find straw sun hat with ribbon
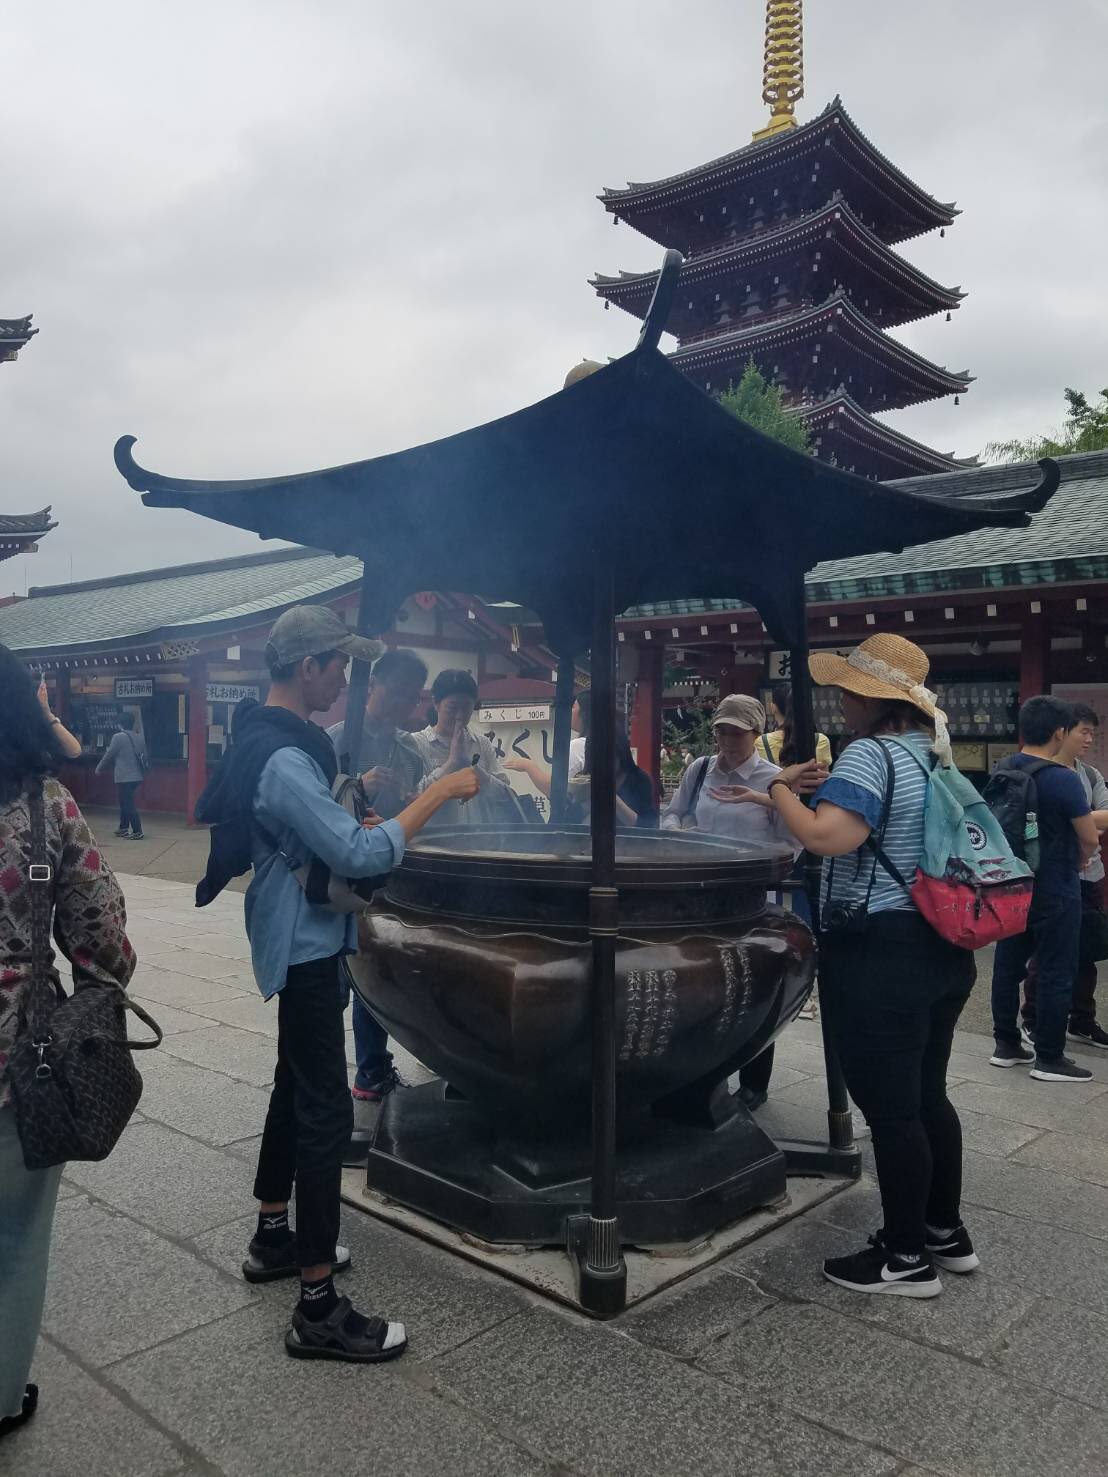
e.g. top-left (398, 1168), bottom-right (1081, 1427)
top-left (809, 633), bottom-right (951, 763)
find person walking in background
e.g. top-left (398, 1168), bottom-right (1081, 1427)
top-left (412, 669), bottom-right (516, 826)
top-left (0, 644), bottom-right (136, 1439)
top-left (990, 697), bottom-right (1100, 1082)
top-left (327, 648), bottom-right (429, 1109)
top-left (213, 607), bottom-right (478, 1364)
top-left (95, 711), bottom-right (147, 839)
top-left (766, 634), bottom-right (979, 1297)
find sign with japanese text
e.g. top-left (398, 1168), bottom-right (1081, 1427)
top-left (478, 705), bottom-right (551, 724)
top-left (206, 683), bottom-right (260, 705)
top-left (114, 678), bottom-right (153, 699)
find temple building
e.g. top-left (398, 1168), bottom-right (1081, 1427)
top-left (0, 312), bottom-right (54, 574)
top-left (591, 3), bottom-right (975, 481)
top-left (0, 314), bottom-right (36, 365)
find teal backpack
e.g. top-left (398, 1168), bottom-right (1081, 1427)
top-left (878, 738), bottom-right (1034, 949)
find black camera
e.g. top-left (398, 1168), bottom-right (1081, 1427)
top-left (821, 897), bottom-right (870, 936)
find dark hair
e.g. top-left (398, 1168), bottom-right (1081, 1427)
top-left (574, 690), bottom-right (591, 735)
top-left (0, 644), bottom-right (64, 803)
top-left (431, 668), bottom-right (479, 705)
top-left (1071, 702), bottom-right (1099, 729)
top-left (770, 682), bottom-right (796, 765)
top-left (583, 730), bottom-right (638, 776)
top-left (372, 648), bottom-right (428, 689)
top-left (1019, 695), bottom-right (1076, 746)
top-left (268, 647), bottom-right (344, 683)
top-left (861, 700), bottom-right (934, 739)
top-left (119, 711), bottom-right (136, 732)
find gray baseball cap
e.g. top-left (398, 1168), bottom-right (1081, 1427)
top-left (712, 694), bottom-right (767, 733)
top-left (264, 605), bottom-right (386, 670)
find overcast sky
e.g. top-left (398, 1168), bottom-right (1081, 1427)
top-left (2, 0), bottom-right (1106, 594)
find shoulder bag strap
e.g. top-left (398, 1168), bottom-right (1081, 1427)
top-left (688, 755), bottom-right (712, 817)
top-left (24, 784), bottom-right (63, 1042)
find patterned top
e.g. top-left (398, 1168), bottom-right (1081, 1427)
top-left (0, 778), bottom-right (136, 1106)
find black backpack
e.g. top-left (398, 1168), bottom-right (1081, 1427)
top-left (982, 757), bottom-right (1052, 873)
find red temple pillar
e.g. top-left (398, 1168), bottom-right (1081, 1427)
top-left (187, 658), bottom-right (208, 823)
top-left (630, 645), bottom-right (665, 788)
top-left (1019, 614), bottom-right (1049, 705)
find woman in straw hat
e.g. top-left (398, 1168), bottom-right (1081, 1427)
top-left (763, 633), bottom-right (978, 1298)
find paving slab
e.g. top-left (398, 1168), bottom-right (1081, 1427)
top-left (139, 948), bottom-right (257, 986)
top-left (193, 1209), bottom-right (529, 1361)
top-left (128, 994), bottom-right (218, 1037)
top-left (948, 1078), bottom-right (1108, 1134)
top-left (63, 1120), bottom-right (251, 1237)
top-left (126, 963), bottom-right (255, 1010)
top-left (110, 1304), bottom-right (555, 1477)
top-left (43, 1196), bottom-right (254, 1367)
top-left (952, 1109), bottom-right (1043, 1160)
top-left (621, 1265), bottom-right (777, 1359)
top-left (1010, 1126), bottom-right (1108, 1186)
top-left (699, 1300), bottom-right (1107, 1476)
top-left (959, 1147), bottom-right (1108, 1241)
top-left (993, 1298), bottom-right (1108, 1410)
top-left (19, 1336), bottom-right (188, 1476)
top-left (160, 1023), bottom-right (281, 1088)
top-left (178, 989), bottom-right (278, 1036)
top-left (427, 1306), bottom-right (898, 1477)
top-left (132, 1051), bottom-right (275, 1147)
top-left (718, 1210), bottom-right (1038, 1362)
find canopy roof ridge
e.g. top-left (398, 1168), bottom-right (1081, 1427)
top-left (0, 507), bottom-right (57, 533)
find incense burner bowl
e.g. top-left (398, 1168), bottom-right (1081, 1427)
top-left (349, 826), bottom-right (815, 1135)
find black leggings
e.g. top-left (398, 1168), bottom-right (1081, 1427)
top-left (253, 956), bottom-right (353, 1268)
top-left (820, 911), bottom-right (975, 1256)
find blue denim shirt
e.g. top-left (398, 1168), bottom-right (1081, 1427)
top-left (244, 747), bottom-right (405, 998)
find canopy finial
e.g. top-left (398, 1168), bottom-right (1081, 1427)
top-left (753, 1), bottom-right (804, 141)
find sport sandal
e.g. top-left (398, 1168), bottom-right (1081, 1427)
top-left (285, 1298), bottom-right (407, 1363)
top-left (242, 1237), bottom-right (351, 1284)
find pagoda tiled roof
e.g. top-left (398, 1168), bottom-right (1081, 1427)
top-left (0, 314), bottom-right (37, 362)
top-left (599, 98), bottom-right (957, 245)
top-left (798, 394), bottom-right (979, 477)
top-left (591, 194), bottom-right (964, 329)
top-left (669, 289), bottom-right (973, 410)
top-left (0, 508), bottom-right (56, 537)
top-left (620, 450), bottom-right (1108, 617)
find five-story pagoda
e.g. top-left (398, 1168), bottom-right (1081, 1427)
top-left (591, 2), bottom-right (975, 481)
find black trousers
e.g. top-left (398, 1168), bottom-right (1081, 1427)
top-left (819, 911), bottom-right (975, 1256)
top-left (1024, 879), bottom-right (1102, 1034)
top-left (117, 782), bottom-right (142, 834)
top-left (253, 955), bottom-right (353, 1268)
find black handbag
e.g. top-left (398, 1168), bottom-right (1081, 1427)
top-left (8, 785), bottom-right (162, 1170)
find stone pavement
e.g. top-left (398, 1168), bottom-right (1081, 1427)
top-left (8, 861), bottom-right (1108, 1475)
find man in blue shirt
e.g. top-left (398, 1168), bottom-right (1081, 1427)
top-left (990, 696), bottom-right (1099, 1084)
top-left (240, 605), bottom-right (478, 1364)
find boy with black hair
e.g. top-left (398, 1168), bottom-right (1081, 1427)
top-left (1023, 702), bottom-right (1108, 1050)
top-left (990, 696), bottom-right (1099, 1082)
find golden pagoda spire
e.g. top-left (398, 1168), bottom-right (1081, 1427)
top-left (753, 1), bottom-right (804, 141)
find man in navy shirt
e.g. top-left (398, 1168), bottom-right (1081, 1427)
top-left (991, 696), bottom-right (1099, 1083)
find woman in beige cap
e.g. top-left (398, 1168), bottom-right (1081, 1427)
top-left (764, 633), bottom-right (978, 1299)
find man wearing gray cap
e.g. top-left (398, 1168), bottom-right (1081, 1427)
top-left (223, 605), bottom-right (477, 1364)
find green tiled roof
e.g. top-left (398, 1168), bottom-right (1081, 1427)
top-left (622, 449), bottom-right (1108, 618)
top-left (0, 547), bottom-right (362, 656)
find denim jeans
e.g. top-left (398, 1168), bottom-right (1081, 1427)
top-left (253, 956), bottom-right (352, 1268)
top-left (819, 910), bottom-right (975, 1256)
top-left (117, 782), bottom-right (142, 835)
top-left (0, 1107), bottom-right (63, 1419)
top-left (992, 886), bottom-right (1080, 1060)
top-left (352, 996), bottom-right (394, 1094)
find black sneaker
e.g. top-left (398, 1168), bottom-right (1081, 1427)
top-left (1020, 1022), bottom-right (1036, 1051)
top-left (1068, 1021), bottom-right (1108, 1052)
top-left (1031, 1055), bottom-right (1094, 1083)
top-left (823, 1236), bottom-right (941, 1298)
top-left (351, 1064), bottom-right (406, 1105)
top-left (113, 828), bottom-right (130, 837)
top-left (242, 1235), bottom-right (352, 1284)
top-left (924, 1223), bottom-right (980, 1274)
top-left (990, 1040), bottom-right (1034, 1068)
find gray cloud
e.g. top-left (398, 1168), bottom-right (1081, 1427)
top-left (2, 0), bottom-right (1105, 593)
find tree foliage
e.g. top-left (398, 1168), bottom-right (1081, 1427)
top-left (716, 359), bottom-right (812, 455)
top-left (986, 386), bottom-right (1108, 463)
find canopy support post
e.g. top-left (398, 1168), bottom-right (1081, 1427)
top-left (570, 553), bottom-right (627, 1318)
top-left (341, 568), bottom-right (377, 772)
top-left (788, 625), bottom-right (858, 1160)
top-left (549, 656), bottom-right (576, 825)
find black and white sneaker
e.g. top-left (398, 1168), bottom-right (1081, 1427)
top-left (990, 1040), bottom-right (1034, 1068)
top-left (1031, 1055), bottom-right (1094, 1083)
top-left (924, 1223), bottom-right (980, 1274)
top-left (1020, 1022), bottom-right (1036, 1051)
top-left (823, 1238), bottom-right (941, 1298)
top-left (1068, 1021), bottom-right (1108, 1052)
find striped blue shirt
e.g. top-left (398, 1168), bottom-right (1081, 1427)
top-left (816, 731), bottom-right (933, 919)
